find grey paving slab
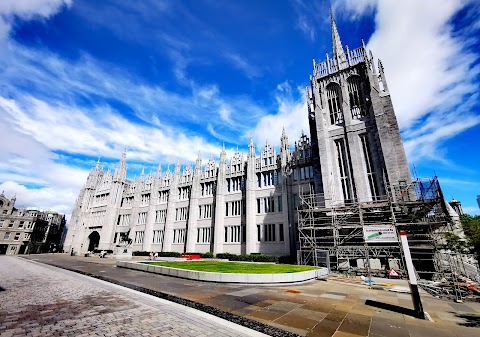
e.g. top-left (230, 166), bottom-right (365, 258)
top-left (0, 256), bottom-right (268, 337)
top-left (16, 254), bottom-right (480, 337)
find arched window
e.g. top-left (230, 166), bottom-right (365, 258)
top-left (347, 76), bottom-right (365, 118)
top-left (326, 83), bottom-right (343, 125)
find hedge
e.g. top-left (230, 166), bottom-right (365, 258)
top-left (132, 251), bottom-right (182, 257)
top-left (131, 251), bottom-right (294, 263)
top-left (216, 253), bottom-right (293, 263)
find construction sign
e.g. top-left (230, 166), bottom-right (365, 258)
top-left (363, 225), bottom-right (398, 243)
top-left (388, 268), bottom-right (400, 278)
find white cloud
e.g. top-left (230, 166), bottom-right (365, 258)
top-left (250, 82), bottom-right (309, 149)
top-left (0, 0), bottom-right (71, 44)
top-left (337, 0), bottom-right (480, 161)
top-left (223, 52), bottom-right (261, 79)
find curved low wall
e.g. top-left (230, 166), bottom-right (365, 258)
top-left (116, 260), bottom-right (328, 284)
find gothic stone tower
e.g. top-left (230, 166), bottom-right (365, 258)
top-left (307, 11), bottom-right (411, 206)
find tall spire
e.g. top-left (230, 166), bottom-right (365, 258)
top-left (114, 149), bottom-right (127, 182)
top-left (248, 136), bottom-right (255, 158)
top-left (195, 152), bottom-right (202, 170)
top-left (220, 143), bottom-right (227, 164)
top-left (330, 8), bottom-right (347, 70)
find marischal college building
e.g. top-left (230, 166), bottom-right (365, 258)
top-left (63, 14), bottom-right (412, 259)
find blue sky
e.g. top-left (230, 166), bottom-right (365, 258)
top-left (0, 0), bottom-right (479, 219)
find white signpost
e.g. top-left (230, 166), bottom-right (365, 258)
top-left (363, 225), bottom-right (398, 243)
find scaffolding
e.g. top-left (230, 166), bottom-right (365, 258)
top-left (297, 176), bottom-right (479, 293)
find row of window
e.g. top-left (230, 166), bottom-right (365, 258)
top-left (293, 166), bottom-right (314, 181)
top-left (117, 214), bottom-right (130, 226)
top-left (257, 223), bottom-right (285, 242)
top-left (90, 211), bottom-right (106, 227)
top-left (0, 219), bottom-right (33, 229)
top-left (131, 224), bottom-right (285, 246)
top-left (3, 232), bottom-right (29, 241)
top-left (257, 171), bottom-right (276, 188)
top-left (226, 200), bottom-right (243, 217)
top-left (175, 207), bottom-right (188, 221)
top-left (178, 187), bottom-right (190, 200)
top-left (199, 204), bottom-right (213, 219)
top-left (155, 210), bottom-right (167, 223)
top-left (201, 182), bottom-right (214, 196)
top-left (227, 177), bottom-right (243, 193)
top-left (95, 193), bottom-right (109, 204)
top-left (138, 212), bottom-right (147, 225)
top-left (326, 77), bottom-right (367, 126)
top-left (256, 196), bottom-right (282, 214)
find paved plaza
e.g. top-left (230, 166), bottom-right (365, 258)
top-left (2, 255), bottom-right (480, 337)
top-left (0, 256), bottom-right (268, 337)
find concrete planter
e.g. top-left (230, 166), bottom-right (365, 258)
top-left (117, 260), bottom-right (327, 284)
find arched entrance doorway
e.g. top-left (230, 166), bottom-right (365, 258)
top-left (88, 231), bottom-right (100, 251)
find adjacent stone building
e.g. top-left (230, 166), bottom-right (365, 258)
top-left (63, 13), bottom-right (413, 258)
top-left (0, 193), bottom-right (66, 255)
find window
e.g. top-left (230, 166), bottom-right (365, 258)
top-left (293, 194), bottom-right (299, 209)
top-left (360, 134), bottom-right (379, 199)
top-left (24, 233), bottom-right (30, 240)
top-left (175, 207), bottom-right (188, 221)
top-left (2, 210), bottom-right (7, 214)
top-left (256, 197), bottom-right (275, 214)
top-left (327, 83), bottom-right (343, 125)
top-left (137, 212), bottom-right (147, 225)
top-left (201, 182), bottom-right (214, 196)
top-left (197, 227), bottom-right (211, 243)
top-left (0, 219), bottom-right (4, 228)
top-left (277, 171), bottom-right (282, 185)
top-left (279, 223), bottom-right (284, 241)
top-left (91, 211), bottom-right (106, 227)
top-left (348, 76), bottom-right (365, 118)
top-left (158, 190), bottom-right (169, 203)
top-left (141, 193), bottom-right (150, 205)
top-left (8, 220), bottom-right (14, 228)
top-left (335, 139), bottom-right (352, 202)
top-left (155, 210), bottom-right (167, 223)
top-left (226, 201), bottom-right (242, 217)
top-left (134, 231), bottom-right (144, 244)
top-left (264, 224), bottom-right (276, 242)
top-left (256, 224), bottom-right (277, 242)
top-left (18, 221), bottom-right (24, 229)
top-left (278, 196), bottom-right (283, 212)
top-left (173, 228), bottom-right (186, 244)
top-left (224, 225), bottom-right (242, 243)
top-left (14, 233), bottom-right (20, 241)
top-left (257, 171), bottom-right (275, 188)
top-left (199, 204), bottom-right (213, 219)
top-left (178, 187), bottom-right (190, 200)
top-left (4, 232), bottom-right (10, 240)
top-left (153, 230), bottom-right (164, 244)
top-left (117, 214), bottom-right (130, 226)
top-left (227, 177), bottom-right (243, 192)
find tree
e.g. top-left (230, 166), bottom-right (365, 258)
top-left (460, 214), bottom-right (480, 259)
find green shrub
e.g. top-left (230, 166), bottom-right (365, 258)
top-left (215, 253), bottom-right (295, 263)
top-left (132, 251), bottom-right (181, 257)
top-left (132, 251), bottom-right (150, 256)
top-left (157, 252), bottom-right (181, 257)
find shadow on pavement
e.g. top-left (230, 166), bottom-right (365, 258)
top-left (365, 299), bottom-right (421, 319)
top-left (455, 313), bottom-right (480, 327)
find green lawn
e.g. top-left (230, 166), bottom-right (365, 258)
top-left (142, 261), bottom-right (316, 274)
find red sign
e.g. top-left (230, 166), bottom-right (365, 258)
top-left (388, 268), bottom-right (400, 277)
